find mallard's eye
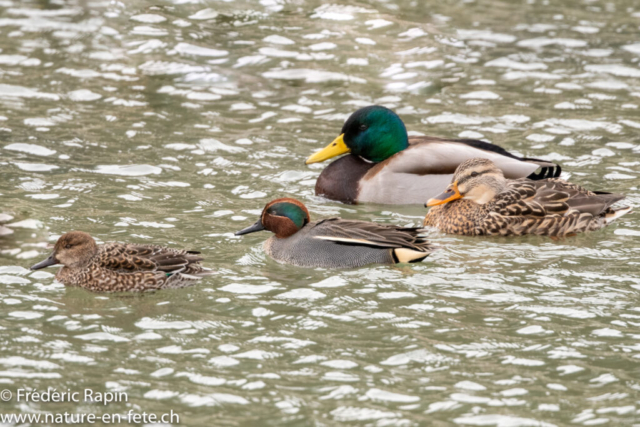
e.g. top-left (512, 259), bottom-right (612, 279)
top-left (359, 124), bottom-right (367, 131)
top-left (65, 244), bottom-right (72, 249)
top-left (470, 171), bottom-right (479, 177)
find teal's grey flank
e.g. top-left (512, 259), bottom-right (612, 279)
top-left (236, 198), bottom-right (435, 267)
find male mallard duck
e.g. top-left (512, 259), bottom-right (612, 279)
top-left (305, 105), bottom-right (561, 204)
top-left (30, 231), bottom-right (211, 292)
top-left (424, 158), bottom-right (631, 237)
top-left (235, 198), bottom-right (435, 268)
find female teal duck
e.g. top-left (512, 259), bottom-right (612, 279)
top-left (30, 231), bottom-right (211, 292)
top-left (235, 198), bottom-right (435, 268)
top-left (306, 105), bottom-right (560, 205)
top-left (424, 158), bottom-right (631, 237)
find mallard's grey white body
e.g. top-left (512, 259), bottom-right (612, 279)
top-left (356, 138), bottom-right (556, 204)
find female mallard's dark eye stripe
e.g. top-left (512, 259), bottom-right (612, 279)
top-left (458, 169), bottom-right (490, 185)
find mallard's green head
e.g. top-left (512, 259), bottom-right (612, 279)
top-left (306, 106), bottom-right (409, 164)
top-left (235, 198), bottom-right (310, 239)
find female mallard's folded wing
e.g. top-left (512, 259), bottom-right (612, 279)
top-left (502, 179), bottom-right (626, 217)
top-left (487, 179), bottom-right (629, 235)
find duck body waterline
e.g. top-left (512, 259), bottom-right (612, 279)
top-left (307, 106), bottom-right (560, 205)
top-left (31, 231), bottom-right (212, 292)
top-left (263, 218), bottom-right (433, 268)
top-left (236, 198), bottom-right (435, 268)
top-left (424, 158), bottom-right (631, 237)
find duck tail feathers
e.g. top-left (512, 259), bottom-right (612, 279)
top-left (393, 248), bottom-right (431, 263)
top-left (453, 138), bottom-right (561, 178)
top-left (523, 158), bottom-right (562, 180)
top-left (605, 206), bottom-right (632, 224)
top-left (167, 266), bottom-right (214, 279)
top-left (182, 267), bottom-right (215, 279)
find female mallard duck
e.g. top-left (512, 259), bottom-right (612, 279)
top-left (305, 105), bottom-right (561, 205)
top-left (235, 198), bottom-right (435, 268)
top-left (424, 158), bottom-right (631, 237)
top-left (30, 231), bottom-right (212, 292)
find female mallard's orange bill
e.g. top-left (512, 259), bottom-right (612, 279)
top-left (305, 134), bottom-right (350, 164)
top-left (30, 253), bottom-right (59, 270)
top-left (426, 182), bottom-right (462, 207)
top-left (235, 220), bottom-right (266, 236)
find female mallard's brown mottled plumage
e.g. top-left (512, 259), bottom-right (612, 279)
top-left (424, 158), bottom-right (631, 237)
top-left (30, 231), bottom-right (212, 292)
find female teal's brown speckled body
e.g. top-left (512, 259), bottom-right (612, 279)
top-left (31, 231), bottom-right (211, 292)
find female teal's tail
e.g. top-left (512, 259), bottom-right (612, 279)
top-left (605, 206), bottom-right (632, 224)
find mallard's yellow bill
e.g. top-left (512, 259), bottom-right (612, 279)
top-left (305, 134), bottom-right (350, 164)
top-left (426, 182), bottom-right (462, 207)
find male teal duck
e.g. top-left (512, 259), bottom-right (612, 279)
top-left (424, 158), bottom-right (631, 237)
top-left (235, 198), bottom-right (435, 268)
top-left (30, 231), bottom-right (212, 292)
top-left (305, 105), bottom-right (561, 205)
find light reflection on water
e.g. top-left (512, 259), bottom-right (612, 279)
top-left (1, 0), bottom-right (639, 425)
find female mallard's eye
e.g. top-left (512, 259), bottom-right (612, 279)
top-left (470, 171), bottom-right (479, 177)
top-left (359, 124), bottom-right (367, 131)
top-left (65, 244), bottom-right (72, 249)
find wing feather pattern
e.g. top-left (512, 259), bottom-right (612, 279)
top-left (311, 218), bottom-right (436, 263)
top-left (97, 243), bottom-right (206, 275)
top-left (491, 179), bottom-right (627, 236)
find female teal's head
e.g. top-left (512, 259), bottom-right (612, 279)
top-left (235, 198), bottom-right (310, 238)
top-left (306, 105), bottom-right (409, 164)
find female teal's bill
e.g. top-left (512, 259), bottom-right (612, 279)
top-left (30, 231), bottom-right (212, 292)
top-left (424, 158), bottom-right (631, 237)
top-left (306, 105), bottom-right (561, 205)
top-left (235, 198), bottom-right (435, 268)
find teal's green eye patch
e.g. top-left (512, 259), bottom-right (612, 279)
top-left (267, 202), bottom-right (308, 229)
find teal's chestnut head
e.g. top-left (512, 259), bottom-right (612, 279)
top-left (236, 198), bottom-right (310, 239)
